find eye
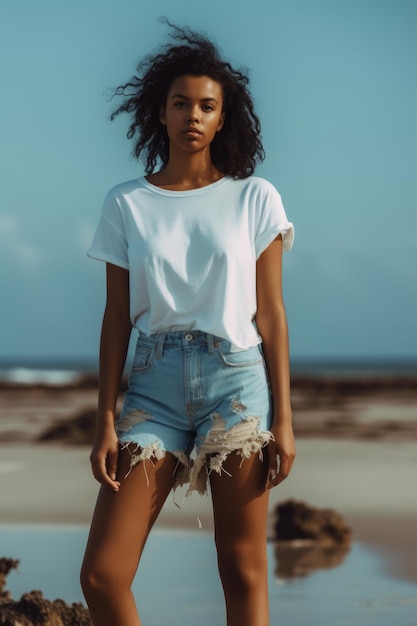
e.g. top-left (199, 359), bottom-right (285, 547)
top-left (174, 101), bottom-right (187, 108)
top-left (202, 104), bottom-right (214, 112)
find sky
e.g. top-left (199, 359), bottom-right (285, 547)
top-left (0, 0), bottom-right (416, 364)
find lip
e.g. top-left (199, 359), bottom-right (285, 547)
top-left (183, 128), bottom-right (202, 135)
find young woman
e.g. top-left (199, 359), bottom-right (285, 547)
top-left (81, 23), bottom-right (295, 626)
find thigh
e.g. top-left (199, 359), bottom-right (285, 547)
top-left (210, 451), bottom-right (270, 544)
top-left (116, 334), bottom-right (195, 479)
top-left (82, 448), bottom-right (178, 586)
top-left (200, 340), bottom-right (272, 435)
top-left (190, 340), bottom-right (273, 497)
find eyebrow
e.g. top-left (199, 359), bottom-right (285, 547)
top-left (170, 93), bottom-right (219, 104)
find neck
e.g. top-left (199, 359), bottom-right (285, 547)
top-left (149, 148), bottom-right (223, 190)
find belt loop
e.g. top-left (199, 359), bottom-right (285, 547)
top-left (206, 333), bottom-right (215, 354)
top-left (156, 332), bottom-right (166, 358)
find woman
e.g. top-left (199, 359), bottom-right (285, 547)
top-left (81, 22), bottom-right (295, 626)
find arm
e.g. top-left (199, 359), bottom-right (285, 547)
top-left (255, 235), bottom-right (296, 489)
top-left (89, 263), bottom-right (132, 491)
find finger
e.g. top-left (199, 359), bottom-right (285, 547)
top-left (107, 447), bottom-right (120, 482)
top-left (91, 455), bottom-right (120, 491)
top-left (268, 455), bottom-right (295, 489)
top-left (266, 441), bottom-right (278, 488)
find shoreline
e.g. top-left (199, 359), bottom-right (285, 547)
top-left (1, 514), bottom-right (416, 584)
top-left (1, 439), bottom-right (416, 583)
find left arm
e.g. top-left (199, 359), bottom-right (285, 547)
top-left (255, 235), bottom-right (296, 488)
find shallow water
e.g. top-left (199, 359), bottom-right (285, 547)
top-left (1, 527), bottom-right (416, 626)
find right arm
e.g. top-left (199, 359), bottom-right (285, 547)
top-left (89, 263), bottom-right (132, 491)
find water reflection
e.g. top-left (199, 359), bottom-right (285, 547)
top-left (271, 499), bottom-right (352, 578)
top-left (273, 540), bottom-right (351, 578)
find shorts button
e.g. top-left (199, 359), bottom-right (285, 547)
top-left (185, 333), bottom-right (193, 341)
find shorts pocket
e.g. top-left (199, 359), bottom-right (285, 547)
top-left (132, 342), bottom-right (155, 372)
top-left (215, 342), bottom-right (263, 368)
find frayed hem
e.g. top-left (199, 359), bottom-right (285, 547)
top-left (120, 441), bottom-right (191, 489)
top-left (186, 414), bottom-right (274, 497)
top-left (119, 414), bottom-right (273, 496)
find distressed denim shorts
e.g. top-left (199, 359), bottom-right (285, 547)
top-left (116, 330), bottom-right (273, 495)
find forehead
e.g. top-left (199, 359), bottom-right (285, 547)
top-left (167, 75), bottom-right (223, 101)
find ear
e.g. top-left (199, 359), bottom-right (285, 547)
top-left (217, 111), bottom-right (225, 132)
top-left (159, 104), bottom-right (167, 125)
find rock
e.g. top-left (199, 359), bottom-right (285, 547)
top-left (0, 560), bottom-right (19, 602)
top-left (37, 410), bottom-right (96, 446)
top-left (273, 499), bottom-right (352, 546)
top-left (0, 559), bottom-right (91, 626)
top-left (271, 499), bottom-right (352, 578)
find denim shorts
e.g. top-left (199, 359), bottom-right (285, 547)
top-left (116, 330), bottom-right (273, 495)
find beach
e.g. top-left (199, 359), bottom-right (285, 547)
top-left (1, 439), bottom-right (416, 580)
top-left (1, 373), bottom-right (417, 624)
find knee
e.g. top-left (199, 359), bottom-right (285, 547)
top-left (216, 540), bottom-right (267, 592)
top-left (80, 562), bottom-right (99, 600)
top-left (80, 561), bottom-right (114, 601)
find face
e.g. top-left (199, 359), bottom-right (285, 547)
top-left (160, 75), bottom-right (225, 154)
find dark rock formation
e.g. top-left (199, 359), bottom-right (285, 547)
top-left (0, 559), bottom-right (18, 603)
top-left (273, 499), bottom-right (352, 545)
top-left (0, 558), bottom-right (91, 626)
top-left (271, 499), bottom-right (352, 578)
top-left (37, 410), bottom-right (96, 446)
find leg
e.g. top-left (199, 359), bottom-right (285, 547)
top-left (80, 448), bottom-right (178, 626)
top-left (210, 451), bottom-right (270, 626)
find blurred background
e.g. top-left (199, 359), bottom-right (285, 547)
top-left (1, 2), bottom-right (417, 624)
top-left (1, 0), bottom-right (416, 370)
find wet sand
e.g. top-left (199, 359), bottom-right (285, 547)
top-left (3, 527), bottom-right (417, 626)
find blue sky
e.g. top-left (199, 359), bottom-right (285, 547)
top-left (0, 0), bottom-right (416, 363)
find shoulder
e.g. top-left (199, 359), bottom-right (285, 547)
top-left (228, 176), bottom-right (282, 209)
top-left (104, 177), bottom-right (146, 203)
top-left (244, 176), bottom-right (282, 198)
top-left (228, 175), bottom-right (281, 197)
top-left (101, 178), bottom-right (151, 223)
top-left (98, 179), bottom-right (148, 230)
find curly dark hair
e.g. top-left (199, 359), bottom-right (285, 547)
top-left (110, 20), bottom-right (265, 178)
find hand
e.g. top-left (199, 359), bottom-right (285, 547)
top-left (266, 421), bottom-right (296, 489)
top-left (89, 426), bottom-right (121, 492)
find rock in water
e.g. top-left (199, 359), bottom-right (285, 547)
top-left (0, 558), bottom-right (91, 626)
top-left (271, 499), bottom-right (352, 578)
top-left (0, 560), bottom-right (19, 603)
top-left (273, 499), bottom-right (352, 545)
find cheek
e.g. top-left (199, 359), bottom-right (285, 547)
top-left (215, 115), bottom-right (225, 133)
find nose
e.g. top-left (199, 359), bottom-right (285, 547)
top-left (187, 105), bottom-right (201, 122)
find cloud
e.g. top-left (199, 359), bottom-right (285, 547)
top-left (76, 220), bottom-right (95, 253)
top-left (0, 213), bottom-right (45, 270)
top-left (0, 214), bottom-right (15, 235)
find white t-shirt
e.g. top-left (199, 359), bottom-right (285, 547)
top-left (87, 175), bottom-right (294, 350)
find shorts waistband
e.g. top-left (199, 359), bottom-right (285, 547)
top-left (137, 330), bottom-right (223, 357)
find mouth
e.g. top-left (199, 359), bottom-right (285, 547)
top-left (183, 128), bottom-right (202, 136)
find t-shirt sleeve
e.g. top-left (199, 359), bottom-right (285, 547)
top-left (86, 190), bottom-right (129, 270)
top-left (255, 183), bottom-right (294, 259)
